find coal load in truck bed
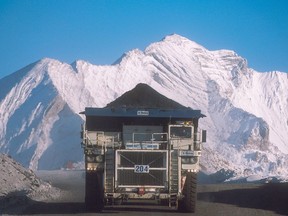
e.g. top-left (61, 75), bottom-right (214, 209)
top-left (106, 83), bottom-right (186, 109)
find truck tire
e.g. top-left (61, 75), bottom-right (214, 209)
top-left (178, 172), bottom-right (197, 213)
top-left (85, 171), bottom-right (104, 212)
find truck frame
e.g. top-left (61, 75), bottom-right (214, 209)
top-left (81, 107), bottom-right (206, 212)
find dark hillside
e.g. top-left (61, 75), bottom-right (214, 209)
top-left (106, 83), bottom-right (186, 109)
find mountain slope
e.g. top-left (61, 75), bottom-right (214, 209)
top-left (0, 34), bottom-right (287, 180)
top-left (0, 59), bottom-right (83, 170)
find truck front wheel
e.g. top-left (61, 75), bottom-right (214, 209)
top-left (178, 172), bottom-right (197, 213)
top-left (85, 171), bottom-right (104, 212)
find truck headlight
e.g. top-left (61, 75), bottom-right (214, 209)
top-left (181, 156), bottom-right (198, 164)
top-left (87, 163), bottom-right (97, 171)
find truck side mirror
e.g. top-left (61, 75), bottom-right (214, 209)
top-left (201, 130), bottom-right (207, 143)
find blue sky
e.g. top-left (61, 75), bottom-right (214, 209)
top-left (0, 0), bottom-right (287, 79)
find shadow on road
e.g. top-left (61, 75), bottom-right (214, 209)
top-left (1, 199), bottom-right (176, 215)
top-left (105, 201), bottom-right (176, 213)
top-left (1, 199), bottom-right (87, 215)
top-left (198, 183), bottom-right (288, 215)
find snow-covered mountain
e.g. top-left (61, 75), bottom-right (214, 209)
top-left (0, 34), bottom-right (287, 181)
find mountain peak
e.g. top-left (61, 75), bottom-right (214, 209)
top-left (113, 49), bottom-right (145, 65)
top-left (38, 57), bottom-right (63, 66)
top-left (161, 34), bottom-right (206, 50)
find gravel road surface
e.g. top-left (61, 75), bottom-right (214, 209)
top-left (2, 170), bottom-right (287, 216)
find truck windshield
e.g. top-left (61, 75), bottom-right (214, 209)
top-left (170, 126), bottom-right (192, 138)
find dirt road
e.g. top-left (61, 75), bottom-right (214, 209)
top-left (2, 170), bottom-right (287, 216)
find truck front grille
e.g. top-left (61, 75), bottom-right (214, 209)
top-left (116, 150), bottom-right (168, 187)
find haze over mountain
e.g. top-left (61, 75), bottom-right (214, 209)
top-left (0, 34), bottom-right (287, 181)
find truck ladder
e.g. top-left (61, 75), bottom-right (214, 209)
top-left (105, 149), bottom-right (114, 193)
top-left (169, 150), bottom-right (179, 207)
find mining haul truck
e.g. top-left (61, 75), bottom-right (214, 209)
top-left (81, 107), bottom-right (206, 212)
